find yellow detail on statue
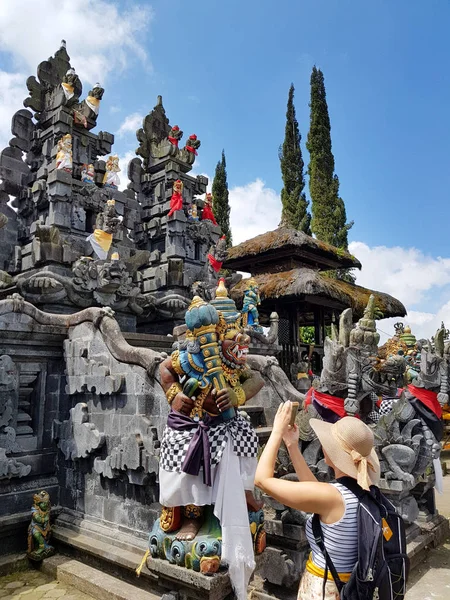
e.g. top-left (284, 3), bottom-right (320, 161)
top-left (166, 382), bottom-right (182, 405)
top-left (234, 386), bottom-right (246, 407)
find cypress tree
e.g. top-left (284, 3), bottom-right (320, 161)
top-left (212, 150), bottom-right (232, 246)
top-left (279, 84), bottom-right (311, 233)
top-left (306, 67), bottom-right (353, 250)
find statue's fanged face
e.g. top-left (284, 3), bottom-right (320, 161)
top-left (221, 331), bottom-right (250, 366)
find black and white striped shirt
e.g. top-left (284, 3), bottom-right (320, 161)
top-left (305, 482), bottom-right (359, 572)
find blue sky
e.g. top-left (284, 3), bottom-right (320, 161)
top-left (1, 0), bottom-right (450, 339)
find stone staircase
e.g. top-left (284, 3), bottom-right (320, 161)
top-left (239, 405), bottom-right (272, 446)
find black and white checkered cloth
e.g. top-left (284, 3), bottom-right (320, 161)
top-left (159, 413), bottom-right (258, 473)
top-left (379, 398), bottom-right (395, 416)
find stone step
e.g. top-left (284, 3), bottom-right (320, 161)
top-left (256, 427), bottom-right (272, 445)
top-left (52, 523), bottom-right (146, 575)
top-left (52, 516), bottom-right (233, 600)
top-left (41, 555), bottom-right (161, 600)
top-left (239, 405), bottom-right (266, 428)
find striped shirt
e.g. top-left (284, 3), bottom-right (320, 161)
top-left (305, 482), bottom-right (359, 572)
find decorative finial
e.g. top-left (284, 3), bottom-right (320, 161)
top-left (157, 95), bottom-right (163, 106)
top-left (61, 39), bottom-right (67, 48)
top-left (216, 278), bottom-right (228, 298)
top-left (94, 82), bottom-right (101, 89)
top-left (189, 296), bottom-right (206, 310)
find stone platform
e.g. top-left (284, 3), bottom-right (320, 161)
top-left (51, 510), bottom-right (234, 600)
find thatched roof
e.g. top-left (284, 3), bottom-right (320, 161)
top-left (224, 227), bottom-right (361, 272)
top-left (231, 268), bottom-right (406, 319)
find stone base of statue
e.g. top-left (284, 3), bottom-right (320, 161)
top-left (148, 506), bottom-right (266, 574)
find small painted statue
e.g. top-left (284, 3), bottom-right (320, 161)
top-left (81, 163), bottom-right (95, 184)
top-left (168, 124), bottom-right (183, 147)
top-left (187, 202), bottom-right (199, 221)
top-left (61, 68), bottom-right (82, 104)
top-left (27, 491), bottom-right (55, 562)
top-left (55, 134), bottom-right (73, 173)
top-left (102, 155), bottom-right (120, 189)
top-left (86, 199), bottom-right (121, 260)
top-left (149, 280), bottom-right (265, 598)
top-left (242, 278), bottom-right (263, 333)
top-left (185, 133), bottom-right (200, 155)
top-left (201, 193), bottom-right (217, 225)
top-left (168, 179), bottom-right (184, 217)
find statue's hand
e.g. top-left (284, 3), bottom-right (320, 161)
top-left (172, 392), bottom-right (195, 416)
top-left (213, 388), bottom-right (234, 412)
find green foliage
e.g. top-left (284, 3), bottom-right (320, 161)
top-left (306, 67), bottom-right (353, 255)
top-left (279, 84), bottom-right (311, 233)
top-left (299, 326), bottom-right (315, 344)
top-left (212, 150), bottom-right (232, 246)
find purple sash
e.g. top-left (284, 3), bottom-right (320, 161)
top-left (166, 410), bottom-right (223, 487)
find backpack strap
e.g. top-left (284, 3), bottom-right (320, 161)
top-left (311, 514), bottom-right (344, 594)
top-left (337, 477), bottom-right (388, 518)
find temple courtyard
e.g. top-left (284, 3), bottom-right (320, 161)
top-left (0, 466), bottom-right (448, 600)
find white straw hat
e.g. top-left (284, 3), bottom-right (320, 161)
top-left (310, 417), bottom-right (380, 490)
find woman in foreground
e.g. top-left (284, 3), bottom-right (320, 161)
top-left (255, 401), bottom-right (380, 600)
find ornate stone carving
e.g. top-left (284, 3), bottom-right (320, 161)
top-left (94, 417), bottom-right (159, 484)
top-left (0, 298), bottom-right (164, 377)
top-left (0, 448), bottom-right (31, 480)
top-left (64, 337), bottom-right (124, 395)
top-left (0, 355), bottom-right (18, 431)
top-left (53, 403), bottom-right (105, 460)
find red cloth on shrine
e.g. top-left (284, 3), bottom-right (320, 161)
top-left (408, 384), bottom-right (442, 418)
top-left (185, 145), bottom-right (198, 155)
top-left (168, 192), bottom-right (183, 217)
top-left (202, 204), bottom-right (217, 225)
top-left (207, 253), bottom-right (223, 273)
top-left (168, 136), bottom-right (179, 147)
top-left (312, 389), bottom-right (347, 418)
top-left (304, 388), bottom-right (360, 419)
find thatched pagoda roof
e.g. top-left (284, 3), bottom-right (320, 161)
top-left (224, 227), bottom-right (362, 272)
top-left (231, 268), bottom-right (406, 319)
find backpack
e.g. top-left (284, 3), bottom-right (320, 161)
top-left (312, 477), bottom-right (409, 600)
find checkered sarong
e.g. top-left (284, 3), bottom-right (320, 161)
top-left (379, 398), bottom-right (395, 416)
top-left (159, 413), bottom-right (258, 473)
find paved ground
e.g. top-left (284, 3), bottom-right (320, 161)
top-left (0, 569), bottom-right (95, 600)
top-left (406, 472), bottom-right (450, 599)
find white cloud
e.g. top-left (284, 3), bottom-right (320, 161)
top-left (0, 0), bottom-right (152, 85)
top-left (350, 241), bottom-right (450, 342)
top-left (350, 241), bottom-right (450, 307)
top-left (116, 150), bottom-right (136, 192)
top-left (0, 70), bottom-right (27, 149)
top-left (0, 1), bottom-right (152, 150)
top-left (229, 179), bottom-right (281, 245)
top-left (117, 113), bottom-right (143, 137)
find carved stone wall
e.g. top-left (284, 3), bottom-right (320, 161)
top-left (55, 320), bottom-right (169, 538)
top-left (0, 310), bottom-right (65, 553)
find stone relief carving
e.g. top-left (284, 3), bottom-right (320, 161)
top-left (94, 416), bottom-right (160, 485)
top-left (53, 403), bottom-right (105, 461)
top-left (64, 338), bottom-right (124, 395)
top-left (0, 448), bottom-right (31, 480)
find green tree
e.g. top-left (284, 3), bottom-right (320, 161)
top-left (306, 67), bottom-right (353, 250)
top-left (212, 150), bottom-right (232, 246)
top-left (279, 84), bottom-right (311, 233)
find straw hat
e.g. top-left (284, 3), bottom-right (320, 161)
top-left (310, 417), bottom-right (380, 490)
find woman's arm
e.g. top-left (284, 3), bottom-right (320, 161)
top-left (282, 419), bottom-right (317, 482)
top-left (255, 402), bottom-right (341, 515)
top-left (286, 438), bottom-right (317, 482)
